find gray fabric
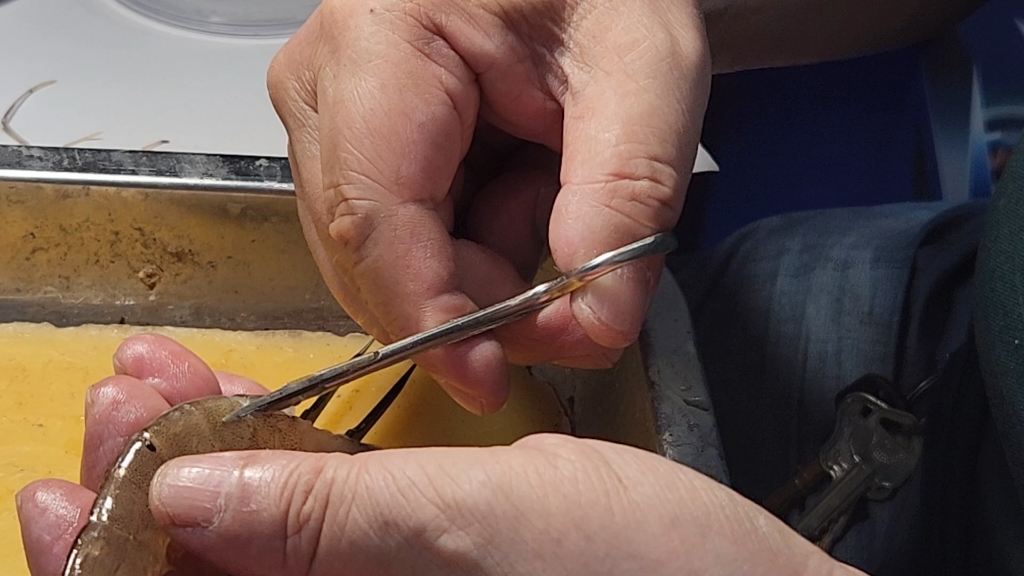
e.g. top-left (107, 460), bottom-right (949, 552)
top-left (671, 201), bottom-right (985, 574)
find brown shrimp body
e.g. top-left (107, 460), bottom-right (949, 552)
top-left (62, 395), bottom-right (373, 576)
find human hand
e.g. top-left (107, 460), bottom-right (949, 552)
top-left (267, 0), bottom-right (712, 414)
top-left (16, 334), bottom-right (269, 576)
top-left (17, 335), bottom-right (864, 576)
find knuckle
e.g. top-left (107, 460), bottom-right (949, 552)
top-left (514, 433), bottom-right (582, 455)
top-left (265, 21), bottom-right (322, 124)
top-left (587, 155), bottom-right (684, 233)
top-left (653, 13), bottom-right (711, 88)
top-left (281, 454), bottom-right (486, 570)
top-left (675, 25), bottom-right (710, 65)
top-left (672, 34), bottom-right (712, 88)
top-left (383, 463), bottom-right (488, 565)
top-left (515, 435), bottom-right (636, 505)
top-left (280, 456), bottom-right (359, 574)
top-left (265, 52), bottom-right (291, 105)
top-left (325, 185), bottom-right (386, 258)
top-left (515, 434), bottom-right (622, 481)
top-left (606, 185), bottom-right (678, 232)
top-left (267, 60), bottom-right (316, 125)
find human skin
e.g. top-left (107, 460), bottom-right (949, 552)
top-left (17, 0), bottom-right (987, 572)
top-left (265, 0), bottom-right (987, 415)
top-left (17, 334), bottom-right (865, 576)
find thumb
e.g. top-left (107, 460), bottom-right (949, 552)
top-left (149, 444), bottom-right (636, 575)
top-left (148, 449), bottom-right (499, 576)
top-left (550, 1), bottom-right (710, 349)
top-left (146, 439), bottom-right (857, 576)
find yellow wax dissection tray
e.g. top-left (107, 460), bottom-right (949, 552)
top-left (0, 322), bottom-right (568, 575)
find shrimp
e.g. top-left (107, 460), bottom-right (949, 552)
top-left (61, 395), bottom-right (371, 576)
top-left (62, 361), bottom-right (417, 576)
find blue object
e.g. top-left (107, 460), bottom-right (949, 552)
top-left (688, 0), bottom-right (1023, 249)
top-left (693, 47), bottom-right (940, 248)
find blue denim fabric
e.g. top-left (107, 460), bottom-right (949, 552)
top-left (672, 201), bottom-right (988, 574)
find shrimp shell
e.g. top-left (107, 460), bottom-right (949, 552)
top-left (62, 395), bottom-right (373, 576)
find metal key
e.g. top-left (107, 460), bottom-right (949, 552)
top-left (763, 374), bottom-right (916, 520)
top-left (795, 392), bottom-right (923, 540)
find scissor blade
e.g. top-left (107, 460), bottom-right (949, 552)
top-left (225, 350), bottom-right (385, 420)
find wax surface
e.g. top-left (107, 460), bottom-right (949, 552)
top-left (0, 322), bottom-right (568, 574)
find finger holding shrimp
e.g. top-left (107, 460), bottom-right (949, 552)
top-left (81, 334), bottom-right (269, 490)
top-left (18, 333), bottom-right (269, 576)
top-left (79, 375), bottom-right (176, 491)
top-left (213, 370), bottom-right (269, 396)
top-left (112, 333), bottom-right (266, 404)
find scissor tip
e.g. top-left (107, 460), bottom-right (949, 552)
top-left (221, 410), bottom-right (244, 422)
top-left (223, 401), bottom-right (261, 422)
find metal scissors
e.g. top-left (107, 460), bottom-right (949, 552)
top-left (224, 232), bottom-right (678, 422)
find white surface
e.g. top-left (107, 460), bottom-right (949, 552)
top-left (0, 0), bottom-right (718, 171)
top-left (0, 0), bottom-right (288, 156)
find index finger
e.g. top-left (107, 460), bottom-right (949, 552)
top-left (549, 1), bottom-right (711, 349)
top-left (82, 335), bottom-right (265, 490)
top-left (272, 3), bottom-right (512, 414)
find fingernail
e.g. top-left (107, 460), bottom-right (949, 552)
top-left (447, 385), bottom-right (489, 416)
top-left (601, 347), bottom-right (625, 366)
top-left (152, 455), bottom-right (240, 528)
top-left (435, 375), bottom-right (488, 416)
top-left (112, 355), bottom-right (126, 375)
top-left (572, 269), bottom-right (650, 349)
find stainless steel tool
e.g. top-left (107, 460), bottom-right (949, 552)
top-left (224, 232), bottom-right (678, 421)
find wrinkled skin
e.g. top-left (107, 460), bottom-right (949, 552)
top-left (17, 334), bottom-right (273, 576)
top-left (13, 0), bottom-right (876, 570)
top-left (266, 0), bottom-right (713, 415)
top-left (62, 395), bottom-right (371, 576)
top-left (18, 334), bottom-right (865, 576)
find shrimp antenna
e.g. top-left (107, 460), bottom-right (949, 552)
top-left (344, 364), bottom-right (415, 442)
top-left (301, 338), bottom-right (375, 423)
top-left (3, 80), bottom-right (56, 145)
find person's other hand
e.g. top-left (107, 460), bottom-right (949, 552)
top-left (267, 0), bottom-right (712, 414)
top-left (17, 335), bottom-right (864, 576)
top-left (16, 334), bottom-right (268, 576)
